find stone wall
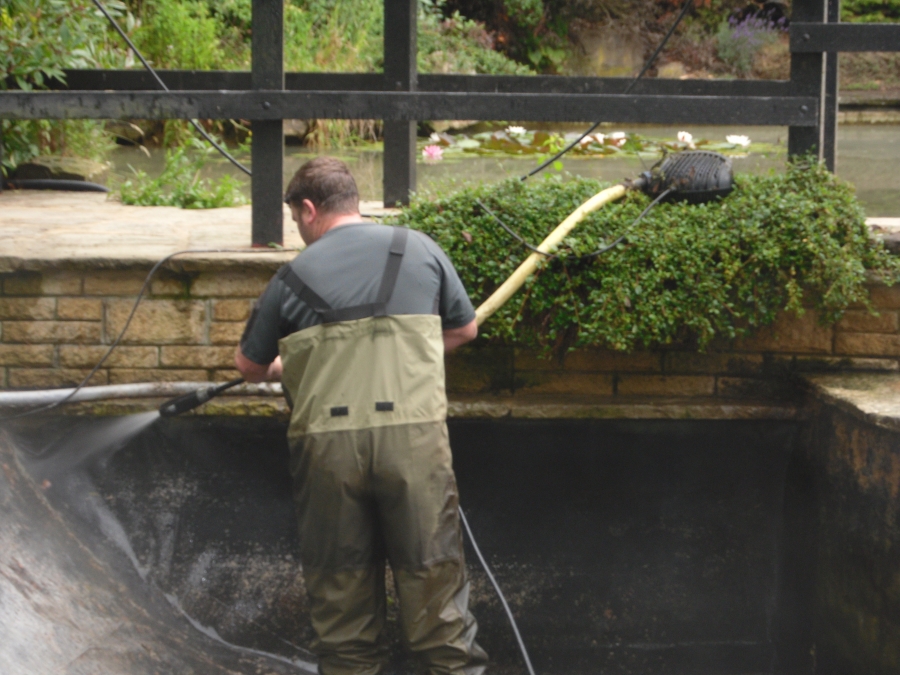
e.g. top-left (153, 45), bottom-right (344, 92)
top-left (787, 383), bottom-right (900, 675)
top-left (1, 262), bottom-right (899, 396)
top-left (0, 265), bottom-right (270, 389)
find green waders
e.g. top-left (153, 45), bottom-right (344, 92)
top-left (278, 228), bottom-right (487, 675)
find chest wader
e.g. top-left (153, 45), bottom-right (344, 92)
top-left (278, 227), bottom-right (487, 675)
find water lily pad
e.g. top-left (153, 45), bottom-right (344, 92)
top-left (455, 138), bottom-right (481, 150)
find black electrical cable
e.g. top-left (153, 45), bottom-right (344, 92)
top-left (477, 188), bottom-right (672, 262)
top-left (458, 506), bottom-right (537, 675)
top-left (475, 199), bottom-right (556, 259)
top-left (522, 0), bottom-right (695, 181)
top-left (0, 247), bottom-right (291, 421)
top-left (578, 188), bottom-right (672, 259)
top-left (90, 0), bottom-right (252, 177)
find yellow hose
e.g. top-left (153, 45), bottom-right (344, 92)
top-left (475, 184), bottom-right (627, 326)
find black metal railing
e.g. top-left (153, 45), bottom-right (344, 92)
top-left (1, 0), bottom-right (898, 246)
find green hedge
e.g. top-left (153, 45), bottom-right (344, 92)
top-left (396, 161), bottom-right (900, 352)
top-left (842, 0), bottom-right (900, 23)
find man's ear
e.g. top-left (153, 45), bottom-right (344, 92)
top-left (301, 198), bottom-right (317, 223)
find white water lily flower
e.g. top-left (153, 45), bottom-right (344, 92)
top-left (677, 131), bottom-right (693, 144)
top-left (726, 134), bottom-right (751, 147)
top-left (429, 132), bottom-right (441, 142)
top-left (609, 131), bottom-right (626, 147)
top-left (592, 133), bottom-right (606, 144)
top-left (505, 125), bottom-right (527, 136)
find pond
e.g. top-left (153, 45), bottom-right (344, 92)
top-left (108, 123), bottom-right (900, 216)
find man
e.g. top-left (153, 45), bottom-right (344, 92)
top-left (235, 157), bottom-right (486, 675)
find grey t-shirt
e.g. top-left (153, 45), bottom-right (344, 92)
top-left (240, 222), bottom-right (476, 365)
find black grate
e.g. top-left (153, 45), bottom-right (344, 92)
top-left (639, 151), bottom-right (734, 204)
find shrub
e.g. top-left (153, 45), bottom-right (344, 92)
top-left (118, 139), bottom-right (248, 208)
top-left (132, 0), bottom-right (224, 70)
top-left (0, 0), bottom-right (123, 173)
top-left (716, 13), bottom-right (786, 77)
top-left (395, 160), bottom-right (900, 352)
top-left (419, 3), bottom-right (533, 75)
top-left (842, 0), bottom-right (900, 22)
top-left (281, 0), bottom-right (531, 76)
top-left (283, 0), bottom-right (382, 73)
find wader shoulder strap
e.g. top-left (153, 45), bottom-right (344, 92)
top-left (280, 227), bottom-right (408, 324)
top-left (277, 264), bottom-right (332, 314)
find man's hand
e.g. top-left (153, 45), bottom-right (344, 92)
top-left (235, 348), bottom-right (283, 383)
top-left (442, 318), bottom-right (477, 353)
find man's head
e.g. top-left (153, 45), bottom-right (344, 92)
top-left (284, 157), bottom-right (360, 245)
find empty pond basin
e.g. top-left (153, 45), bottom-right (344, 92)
top-left (0, 414), bottom-right (824, 675)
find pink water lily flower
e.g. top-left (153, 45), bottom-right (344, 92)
top-left (422, 145), bottom-right (444, 161)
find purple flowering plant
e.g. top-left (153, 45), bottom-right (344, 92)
top-left (717, 12), bottom-right (787, 76)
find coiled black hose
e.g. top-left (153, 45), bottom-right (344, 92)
top-left (2, 178), bottom-right (109, 192)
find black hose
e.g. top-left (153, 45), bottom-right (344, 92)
top-left (459, 506), bottom-right (537, 675)
top-left (578, 188), bottom-right (672, 260)
top-left (90, 0), bottom-right (252, 177)
top-left (2, 178), bottom-right (109, 192)
top-left (476, 199), bottom-right (556, 259)
top-left (0, 247), bottom-right (291, 421)
top-left (522, 0), bottom-right (695, 181)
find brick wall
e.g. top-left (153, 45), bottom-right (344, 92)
top-left (0, 266), bottom-right (271, 389)
top-left (1, 264), bottom-right (898, 397)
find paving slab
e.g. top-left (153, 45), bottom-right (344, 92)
top-left (0, 190), bottom-right (397, 271)
top-left (804, 371), bottom-right (900, 432)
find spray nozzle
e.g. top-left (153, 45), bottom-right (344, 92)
top-left (158, 378), bottom-right (244, 417)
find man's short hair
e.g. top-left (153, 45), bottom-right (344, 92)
top-left (283, 157), bottom-right (359, 215)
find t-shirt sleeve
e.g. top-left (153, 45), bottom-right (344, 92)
top-left (426, 237), bottom-right (476, 330)
top-left (239, 272), bottom-right (284, 365)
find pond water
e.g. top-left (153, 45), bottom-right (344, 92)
top-left (108, 123), bottom-right (900, 216)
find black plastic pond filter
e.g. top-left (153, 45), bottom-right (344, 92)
top-left (158, 378), bottom-right (244, 417)
top-left (633, 150), bottom-right (734, 204)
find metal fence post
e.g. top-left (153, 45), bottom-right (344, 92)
top-left (382, 0), bottom-right (417, 207)
top-left (788, 0), bottom-right (827, 159)
top-left (822, 0), bottom-right (840, 171)
top-left (251, 0), bottom-right (284, 246)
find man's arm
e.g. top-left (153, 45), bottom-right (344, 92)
top-left (235, 348), bottom-right (283, 383)
top-left (443, 318), bottom-right (477, 353)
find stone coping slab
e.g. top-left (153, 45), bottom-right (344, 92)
top-left (803, 372), bottom-right (900, 432)
top-left (0, 190), bottom-right (894, 272)
top-left (48, 393), bottom-right (800, 421)
top-left (0, 191), bottom-right (397, 272)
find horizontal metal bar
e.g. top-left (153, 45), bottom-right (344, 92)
top-left (420, 74), bottom-right (793, 97)
top-left (0, 90), bottom-right (818, 125)
top-left (55, 69), bottom-right (794, 98)
top-left (791, 23), bottom-right (900, 52)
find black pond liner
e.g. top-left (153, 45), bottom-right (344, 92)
top-left (1, 415), bottom-right (812, 675)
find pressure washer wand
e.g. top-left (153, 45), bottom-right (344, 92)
top-left (158, 378), bottom-right (244, 417)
